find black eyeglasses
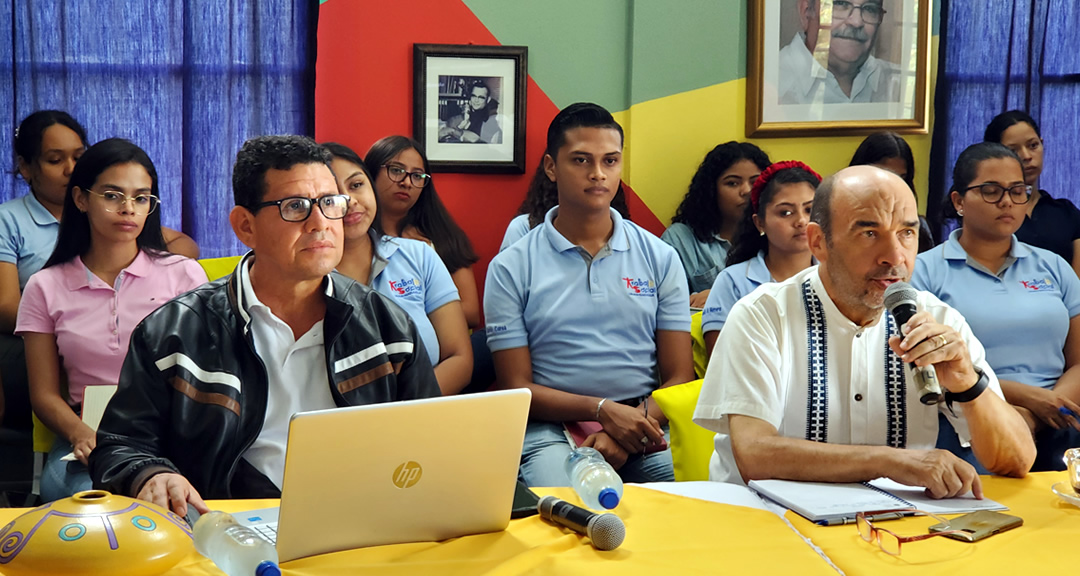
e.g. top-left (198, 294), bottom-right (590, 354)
top-left (382, 165), bottom-right (431, 188)
top-left (833, 0), bottom-right (886, 25)
top-left (964, 183), bottom-right (1032, 204)
top-left (250, 194), bottom-right (350, 222)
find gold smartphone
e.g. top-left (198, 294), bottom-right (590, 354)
top-left (928, 511), bottom-right (1023, 542)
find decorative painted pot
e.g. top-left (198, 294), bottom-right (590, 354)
top-left (0, 490), bottom-right (194, 576)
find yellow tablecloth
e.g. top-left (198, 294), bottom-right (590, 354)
top-left (0, 486), bottom-right (835, 576)
top-left (786, 472), bottom-right (1078, 574)
top-left (6, 474), bottom-right (1072, 575)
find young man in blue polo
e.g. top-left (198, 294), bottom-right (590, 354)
top-left (484, 103), bottom-right (694, 486)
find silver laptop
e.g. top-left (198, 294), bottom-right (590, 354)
top-left (236, 388), bottom-right (531, 563)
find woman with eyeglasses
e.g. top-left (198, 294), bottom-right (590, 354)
top-left (364, 136), bottom-right (481, 328)
top-left (0, 111), bottom-right (198, 431)
top-left (324, 143), bottom-right (472, 395)
top-left (14, 138), bottom-right (206, 501)
top-left (912, 142), bottom-right (1080, 472)
top-left (985, 110), bottom-right (1080, 279)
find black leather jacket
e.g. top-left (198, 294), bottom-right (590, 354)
top-left (90, 255), bottom-right (440, 499)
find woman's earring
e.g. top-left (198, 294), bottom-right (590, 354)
top-left (759, 230), bottom-right (765, 236)
top-left (957, 209), bottom-right (964, 217)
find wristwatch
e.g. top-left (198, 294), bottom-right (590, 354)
top-left (944, 368), bottom-right (989, 413)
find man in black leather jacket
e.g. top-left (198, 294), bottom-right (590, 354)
top-left (89, 135), bottom-right (440, 516)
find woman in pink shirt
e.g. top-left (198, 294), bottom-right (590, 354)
top-left (15, 139), bottom-right (207, 502)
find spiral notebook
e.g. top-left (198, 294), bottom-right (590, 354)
top-left (748, 478), bottom-right (1007, 525)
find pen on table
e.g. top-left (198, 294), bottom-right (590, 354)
top-left (816, 511), bottom-right (910, 526)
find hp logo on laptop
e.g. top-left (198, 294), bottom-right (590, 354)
top-left (392, 461), bottom-right (423, 488)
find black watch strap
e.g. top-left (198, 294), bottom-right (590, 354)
top-left (945, 369), bottom-right (989, 412)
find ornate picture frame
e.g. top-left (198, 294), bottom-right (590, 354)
top-left (746, 0), bottom-right (931, 137)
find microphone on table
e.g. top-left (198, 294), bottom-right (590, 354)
top-left (537, 495), bottom-right (626, 551)
top-left (884, 282), bottom-right (943, 405)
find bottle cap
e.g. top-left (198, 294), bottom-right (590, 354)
top-left (598, 488), bottom-right (620, 510)
top-left (256, 560), bottom-right (281, 576)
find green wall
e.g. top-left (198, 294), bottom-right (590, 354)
top-left (462, 0), bottom-right (939, 111)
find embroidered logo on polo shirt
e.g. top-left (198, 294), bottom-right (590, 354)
top-left (622, 277), bottom-right (657, 296)
top-left (388, 277), bottom-right (422, 297)
top-left (1020, 278), bottom-right (1055, 292)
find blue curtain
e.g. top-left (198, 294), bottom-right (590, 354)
top-left (927, 0), bottom-right (1080, 241)
top-left (0, 1), bottom-right (317, 257)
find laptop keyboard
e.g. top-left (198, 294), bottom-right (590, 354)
top-left (250, 523), bottom-right (278, 545)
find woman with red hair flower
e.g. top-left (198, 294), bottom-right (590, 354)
top-left (702, 161), bottom-right (821, 357)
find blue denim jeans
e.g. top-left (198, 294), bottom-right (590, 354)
top-left (1032, 425), bottom-right (1080, 472)
top-left (0, 333), bottom-right (30, 430)
top-left (518, 421), bottom-right (674, 487)
top-left (42, 436), bottom-right (93, 503)
top-left (935, 412), bottom-right (990, 474)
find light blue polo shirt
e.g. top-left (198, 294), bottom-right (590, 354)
top-left (701, 250), bottom-right (772, 334)
top-left (912, 229), bottom-right (1080, 389)
top-left (0, 194), bottom-right (60, 289)
top-left (484, 207), bottom-right (690, 401)
top-left (499, 214), bottom-right (531, 252)
top-left (370, 236), bottom-right (460, 365)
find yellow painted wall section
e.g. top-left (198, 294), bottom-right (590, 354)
top-left (623, 37), bottom-right (940, 225)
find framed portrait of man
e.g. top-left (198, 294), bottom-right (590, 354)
top-left (413, 44), bottom-right (528, 173)
top-left (747, 0), bottom-right (931, 137)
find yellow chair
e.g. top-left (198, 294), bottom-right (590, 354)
top-left (197, 255), bottom-right (243, 282)
top-left (691, 311), bottom-right (708, 379)
top-left (31, 413), bottom-right (56, 500)
top-left (652, 379), bottom-right (715, 481)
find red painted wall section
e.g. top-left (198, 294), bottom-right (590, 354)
top-left (315, 0), bottom-right (662, 316)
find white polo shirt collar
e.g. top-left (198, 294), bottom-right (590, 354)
top-left (236, 254), bottom-right (337, 489)
top-left (785, 32), bottom-right (828, 101)
top-left (235, 252), bottom-right (334, 330)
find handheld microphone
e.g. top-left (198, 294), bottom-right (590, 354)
top-left (537, 495), bottom-right (626, 551)
top-left (884, 282), bottom-right (943, 405)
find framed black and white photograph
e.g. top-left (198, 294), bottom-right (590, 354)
top-left (413, 44), bottom-right (527, 173)
top-left (747, 0), bottom-right (931, 137)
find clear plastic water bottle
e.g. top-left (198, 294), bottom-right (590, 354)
top-left (565, 446), bottom-right (623, 510)
top-left (193, 511), bottom-right (281, 576)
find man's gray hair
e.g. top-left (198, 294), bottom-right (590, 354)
top-left (810, 173), bottom-right (835, 243)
